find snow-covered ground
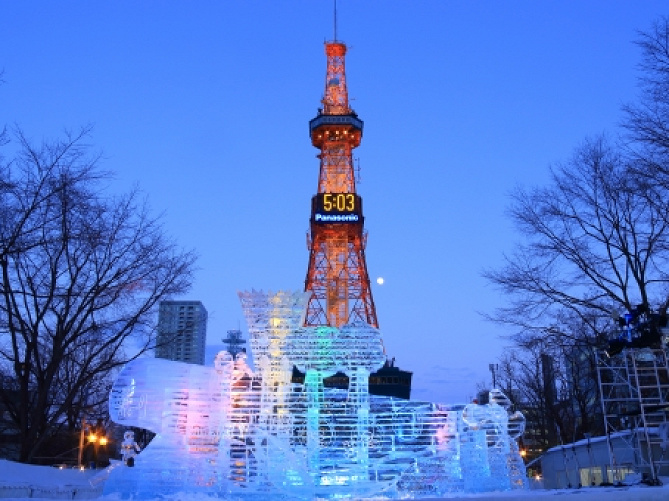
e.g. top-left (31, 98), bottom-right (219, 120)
top-left (1, 459), bottom-right (669, 500)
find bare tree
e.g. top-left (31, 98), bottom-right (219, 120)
top-left (0, 126), bottom-right (196, 462)
top-left (483, 135), bottom-right (669, 449)
top-left (624, 16), bottom-right (669, 172)
top-left (494, 324), bottom-right (604, 454)
top-left (482, 17), bottom-right (669, 456)
top-left (623, 18), bottom-right (669, 295)
top-left (484, 135), bottom-right (669, 341)
top-left (495, 348), bottom-right (556, 454)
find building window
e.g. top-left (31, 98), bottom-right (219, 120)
top-left (579, 467), bottom-right (603, 487)
top-left (605, 465), bottom-right (635, 484)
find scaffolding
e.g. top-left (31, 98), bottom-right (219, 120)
top-left (596, 347), bottom-right (669, 483)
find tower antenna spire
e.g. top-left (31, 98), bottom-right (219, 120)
top-left (334, 0), bottom-right (338, 41)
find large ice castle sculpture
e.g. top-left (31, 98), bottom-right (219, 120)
top-left (103, 290), bottom-right (527, 499)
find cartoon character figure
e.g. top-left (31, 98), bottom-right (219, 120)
top-left (121, 430), bottom-right (141, 465)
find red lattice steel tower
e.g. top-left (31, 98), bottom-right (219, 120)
top-left (304, 41), bottom-right (378, 329)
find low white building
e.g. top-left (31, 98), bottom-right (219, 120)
top-left (541, 429), bottom-right (669, 489)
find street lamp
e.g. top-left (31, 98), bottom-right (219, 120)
top-left (78, 419), bottom-right (107, 468)
top-left (87, 430), bottom-right (108, 468)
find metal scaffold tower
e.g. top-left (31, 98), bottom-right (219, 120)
top-left (596, 347), bottom-right (669, 483)
top-left (303, 40), bottom-right (377, 329)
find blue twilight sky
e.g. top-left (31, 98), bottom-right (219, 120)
top-left (2, 2), bottom-right (667, 404)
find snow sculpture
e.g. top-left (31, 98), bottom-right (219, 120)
top-left (104, 290), bottom-right (527, 499)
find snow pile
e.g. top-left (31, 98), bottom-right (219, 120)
top-left (0, 459), bottom-right (103, 499)
top-left (2, 458), bottom-right (669, 500)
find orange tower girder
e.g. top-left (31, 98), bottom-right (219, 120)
top-left (305, 225), bottom-right (377, 328)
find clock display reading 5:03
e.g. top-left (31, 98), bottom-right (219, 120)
top-left (312, 193), bottom-right (362, 223)
top-left (323, 193), bottom-right (355, 212)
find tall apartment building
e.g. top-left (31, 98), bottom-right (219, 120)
top-left (156, 300), bottom-right (208, 365)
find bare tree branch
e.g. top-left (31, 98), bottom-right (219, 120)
top-left (483, 136), bottom-right (669, 341)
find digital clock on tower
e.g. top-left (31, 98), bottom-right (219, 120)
top-left (312, 193), bottom-right (363, 223)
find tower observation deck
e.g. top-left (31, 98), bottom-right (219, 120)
top-left (304, 41), bottom-right (377, 329)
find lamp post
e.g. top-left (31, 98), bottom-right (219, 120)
top-left (77, 418), bottom-right (107, 468)
top-left (88, 430), bottom-right (98, 468)
top-left (87, 426), bottom-right (107, 468)
top-left (489, 363), bottom-right (499, 389)
top-left (98, 435), bottom-right (108, 466)
top-left (77, 418), bottom-right (87, 468)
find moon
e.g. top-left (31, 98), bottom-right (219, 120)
top-left (376, 277), bottom-right (384, 285)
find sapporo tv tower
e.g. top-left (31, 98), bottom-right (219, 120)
top-left (304, 42), bottom-right (373, 328)
top-left (299, 33), bottom-right (412, 399)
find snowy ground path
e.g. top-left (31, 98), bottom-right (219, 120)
top-left (2, 459), bottom-right (669, 500)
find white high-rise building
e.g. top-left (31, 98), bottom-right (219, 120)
top-left (156, 300), bottom-right (208, 365)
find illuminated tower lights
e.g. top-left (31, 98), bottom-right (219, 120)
top-left (301, 40), bottom-right (412, 399)
top-left (304, 41), bottom-right (377, 330)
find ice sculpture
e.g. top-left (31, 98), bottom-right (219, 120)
top-left (120, 431), bottom-right (141, 465)
top-left (104, 290), bottom-right (527, 499)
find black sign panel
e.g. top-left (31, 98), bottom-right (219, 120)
top-left (312, 193), bottom-right (363, 223)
